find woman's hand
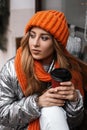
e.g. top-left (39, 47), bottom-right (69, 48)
top-left (38, 87), bottom-right (65, 108)
top-left (38, 81), bottom-right (78, 108)
top-left (55, 81), bottom-right (78, 102)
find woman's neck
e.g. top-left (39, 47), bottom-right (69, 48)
top-left (40, 55), bottom-right (54, 66)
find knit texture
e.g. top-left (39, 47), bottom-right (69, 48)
top-left (14, 47), bottom-right (58, 95)
top-left (25, 10), bottom-right (69, 47)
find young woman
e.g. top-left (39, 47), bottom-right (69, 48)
top-left (0, 10), bottom-right (86, 130)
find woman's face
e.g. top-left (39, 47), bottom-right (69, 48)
top-left (29, 27), bottom-right (54, 65)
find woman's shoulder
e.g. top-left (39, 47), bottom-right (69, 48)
top-left (0, 57), bottom-right (15, 76)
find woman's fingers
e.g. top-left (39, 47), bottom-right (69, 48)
top-left (55, 81), bottom-right (78, 101)
top-left (38, 88), bottom-right (65, 107)
top-left (38, 81), bottom-right (78, 107)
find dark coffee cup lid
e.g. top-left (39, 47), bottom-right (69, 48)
top-left (50, 68), bottom-right (72, 82)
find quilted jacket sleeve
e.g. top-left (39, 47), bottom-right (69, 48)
top-left (0, 59), bottom-right (41, 129)
top-left (65, 90), bottom-right (84, 129)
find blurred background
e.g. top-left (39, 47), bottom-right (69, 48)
top-left (0, 0), bottom-right (87, 70)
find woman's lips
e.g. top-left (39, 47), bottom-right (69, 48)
top-left (32, 49), bottom-right (41, 54)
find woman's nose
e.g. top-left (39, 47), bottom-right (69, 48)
top-left (33, 37), bottom-right (40, 46)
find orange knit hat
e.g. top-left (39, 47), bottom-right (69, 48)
top-left (25, 10), bottom-right (69, 47)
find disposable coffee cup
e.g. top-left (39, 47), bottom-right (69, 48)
top-left (50, 68), bottom-right (72, 88)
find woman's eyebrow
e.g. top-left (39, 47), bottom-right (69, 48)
top-left (29, 30), bottom-right (35, 34)
top-left (29, 30), bottom-right (51, 37)
top-left (41, 33), bottom-right (51, 36)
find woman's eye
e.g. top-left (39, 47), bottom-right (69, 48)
top-left (29, 33), bottom-right (35, 38)
top-left (41, 36), bottom-right (50, 41)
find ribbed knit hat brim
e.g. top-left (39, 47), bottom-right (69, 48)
top-left (25, 10), bottom-right (69, 47)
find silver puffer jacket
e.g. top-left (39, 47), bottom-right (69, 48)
top-left (0, 58), bottom-right (84, 130)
